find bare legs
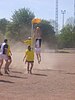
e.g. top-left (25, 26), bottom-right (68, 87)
top-left (35, 47), bottom-right (41, 64)
top-left (4, 60), bottom-right (9, 74)
top-left (27, 62), bottom-right (34, 74)
top-left (0, 58), bottom-right (10, 75)
top-left (0, 59), bottom-right (3, 75)
top-left (7, 58), bottom-right (12, 72)
top-left (36, 53), bottom-right (41, 64)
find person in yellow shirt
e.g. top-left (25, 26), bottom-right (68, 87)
top-left (24, 37), bottom-right (32, 45)
top-left (7, 45), bottom-right (12, 72)
top-left (23, 45), bottom-right (34, 74)
top-left (22, 37), bottom-right (32, 46)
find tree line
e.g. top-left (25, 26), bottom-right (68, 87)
top-left (0, 7), bottom-right (75, 48)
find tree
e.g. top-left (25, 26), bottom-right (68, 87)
top-left (0, 18), bottom-right (9, 35)
top-left (57, 25), bottom-right (75, 48)
top-left (11, 8), bottom-right (35, 26)
top-left (0, 33), bottom-right (4, 42)
top-left (34, 20), bottom-right (56, 48)
top-left (66, 17), bottom-right (74, 26)
top-left (5, 8), bottom-right (56, 46)
top-left (7, 8), bottom-right (35, 40)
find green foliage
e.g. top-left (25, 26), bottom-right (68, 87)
top-left (0, 8), bottom-right (56, 47)
top-left (6, 8), bottom-right (35, 40)
top-left (11, 8), bottom-right (35, 26)
top-left (0, 33), bottom-right (4, 42)
top-left (0, 18), bottom-right (9, 35)
top-left (66, 17), bottom-right (74, 26)
top-left (34, 20), bottom-right (56, 47)
top-left (57, 25), bottom-right (75, 48)
top-left (40, 20), bottom-right (56, 46)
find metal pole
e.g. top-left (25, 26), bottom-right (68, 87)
top-left (55, 0), bottom-right (58, 34)
top-left (61, 10), bottom-right (66, 29)
top-left (74, 0), bottom-right (75, 26)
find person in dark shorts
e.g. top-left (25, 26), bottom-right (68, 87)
top-left (23, 45), bottom-right (34, 74)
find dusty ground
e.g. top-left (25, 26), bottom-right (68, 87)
top-left (0, 48), bottom-right (75, 100)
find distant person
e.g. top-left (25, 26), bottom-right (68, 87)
top-left (7, 44), bottom-right (12, 72)
top-left (21, 37), bottom-right (32, 46)
top-left (33, 27), bottom-right (42, 63)
top-left (23, 45), bottom-right (34, 74)
top-left (0, 39), bottom-right (9, 75)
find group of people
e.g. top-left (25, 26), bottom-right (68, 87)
top-left (0, 26), bottom-right (42, 75)
top-left (0, 39), bottom-right (12, 75)
top-left (22, 26), bottom-right (42, 74)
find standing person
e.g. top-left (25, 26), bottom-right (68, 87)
top-left (34, 27), bottom-right (42, 63)
top-left (7, 44), bottom-right (12, 72)
top-left (23, 45), bottom-right (34, 74)
top-left (0, 39), bottom-right (9, 75)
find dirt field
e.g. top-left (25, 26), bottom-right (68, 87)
top-left (0, 49), bottom-right (75, 100)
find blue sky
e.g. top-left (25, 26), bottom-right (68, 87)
top-left (0, 0), bottom-right (74, 28)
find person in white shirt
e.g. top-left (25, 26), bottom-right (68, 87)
top-left (34, 27), bottom-right (42, 64)
top-left (0, 39), bottom-right (9, 75)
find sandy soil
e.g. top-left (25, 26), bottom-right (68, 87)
top-left (0, 50), bottom-right (75, 100)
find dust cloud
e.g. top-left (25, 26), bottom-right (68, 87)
top-left (9, 41), bottom-right (56, 70)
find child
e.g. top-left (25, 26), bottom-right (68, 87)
top-left (23, 45), bottom-right (34, 74)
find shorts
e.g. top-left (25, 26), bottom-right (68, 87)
top-left (0, 54), bottom-right (8, 60)
top-left (35, 39), bottom-right (42, 48)
top-left (35, 47), bottom-right (41, 54)
top-left (26, 60), bottom-right (34, 63)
